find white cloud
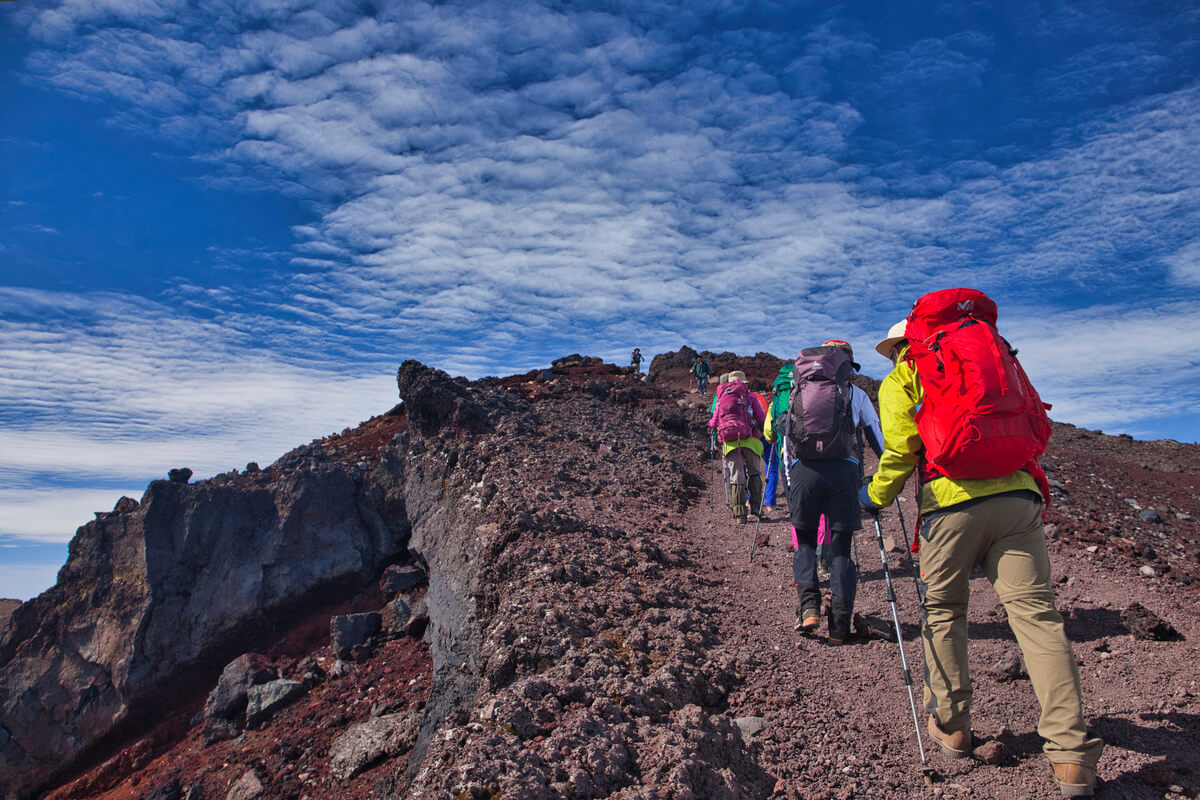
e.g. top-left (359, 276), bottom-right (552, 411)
top-left (1164, 241), bottom-right (1200, 287)
top-left (0, 287), bottom-right (399, 546)
top-left (6, 0), bottom-right (1200, 460)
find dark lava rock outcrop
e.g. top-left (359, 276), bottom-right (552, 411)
top-left (649, 346), bottom-right (787, 392)
top-left (0, 362), bottom-right (524, 799)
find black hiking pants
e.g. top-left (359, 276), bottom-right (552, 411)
top-left (787, 459), bottom-right (861, 623)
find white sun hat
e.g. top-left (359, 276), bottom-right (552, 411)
top-left (874, 319), bottom-right (909, 358)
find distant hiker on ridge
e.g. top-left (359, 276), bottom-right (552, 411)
top-left (860, 290), bottom-right (1103, 797)
top-left (630, 348), bottom-right (643, 374)
top-left (690, 355), bottom-right (711, 394)
top-left (708, 371), bottom-right (767, 525)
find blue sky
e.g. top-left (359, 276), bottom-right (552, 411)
top-left (3, 0), bottom-right (1200, 600)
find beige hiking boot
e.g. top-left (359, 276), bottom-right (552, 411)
top-left (1052, 763), bottom-right (1096, 797)
top-left (927, 715), bottom-right (972, 758)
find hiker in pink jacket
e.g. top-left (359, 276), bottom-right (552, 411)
top-left (708, 371), bottom-right (767, 524)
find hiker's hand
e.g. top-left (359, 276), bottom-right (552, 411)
top-left (859, 484), bottom-right (881, 516)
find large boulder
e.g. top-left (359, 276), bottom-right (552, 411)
top-left (396, 361), bottom-right (490, 436)
top-left (204, 652), bottom-right (274, 729)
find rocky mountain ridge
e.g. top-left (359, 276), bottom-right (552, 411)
top-left (2, 350), bottom-right (1198, 800)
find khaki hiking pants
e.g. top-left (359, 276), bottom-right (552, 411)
top-left (919, 493), bottom-right (1103, 768)
top-left (723, 447), bottom-right (765, 517)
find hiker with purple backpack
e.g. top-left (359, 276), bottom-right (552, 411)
top-left (819, 340), bottom-right (885, 571)
top-left (783, 343), bottom-right (883, 645)
top-left (708, 371), bottom-right (767, 525)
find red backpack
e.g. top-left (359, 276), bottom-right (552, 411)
top-left (715, 381), bottom-right (756, 444)
top-left (905, 288), bottom-right (1051, 480)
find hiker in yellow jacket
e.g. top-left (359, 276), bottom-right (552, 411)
top-left (861, 320), bottom-right (1102, 798)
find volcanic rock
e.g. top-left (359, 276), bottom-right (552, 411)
top-left (332, 612), bottom-right (383, 659)
top-left (734, 716), bottom-right (770, 740)
top-left (381, 597), bottom-right (412, 637)
top-left (380, 564), bottom-right (425, 594)
top-left (204, 653), bottom-right (274, 722)
top-left (113, 496), bottom-right (139, 513)
top-left (0, 600), bottom-right (19, 643)
top-left (225, 769), bottom-right (263, 800)
top-left (402, 597), bottom-right (429, 638)
top-left (0, 439), bottom-right (414, 796)
top-left (649, 346), bottom-right (787, 392)
top-left (1121, 603), bottom-right (1184, 641)
top-left (551, 354), bottom-right (602, 369)
top-left (245, 679), bottom-right (305, 728)
top-left (985, 649), bottom-right (1027, 682)
top-left (395, 360), bottom-right (490, 436)
top-left (168, 467), bottom-right (193, 483)
top-left (329, 711), bottom-right (420, 780)
top-left (974, 740), bottom-right (1008, 765)
top-left (1137, 508), bottom-right (1165, 524)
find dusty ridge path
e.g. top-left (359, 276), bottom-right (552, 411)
top-left (670, 420), bottom-right (1200, 800)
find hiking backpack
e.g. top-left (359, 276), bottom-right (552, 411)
top-left (769, 364), bottom-right (794, 423)
top-left (905, 288), bottom-right (1052, 480)
top-left (786, 346), bottom-right (856, 460)
top-left (714, 380), bottom-right (756, 443)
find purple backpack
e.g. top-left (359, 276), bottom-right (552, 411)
top-left (787, 346), bottom-right (855, 460)
top-left (715, 381), bottom-right (755, 443)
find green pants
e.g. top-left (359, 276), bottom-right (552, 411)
top-left (919, 493), bottom-right (1103, 768)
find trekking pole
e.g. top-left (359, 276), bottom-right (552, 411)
top-left (700, 434), bottom-right (710, 510)
top-left (719, 441), bottom-right (731, 518)
top-left (869, 515), bottom-right (930, 777)
top-left (894, 501), bottom-right (927, 607)
top-left (749, 476), bottom-right (762, 563)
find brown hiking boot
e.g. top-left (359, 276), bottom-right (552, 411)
top-left (927, 715), bottom-right (972, 758)
top-left (793, 608), bottom-right (820, 632)
top-left (827, 615), bottom-right (851, 645)
top-left (1052, 763), bottom-right (1096, 797)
